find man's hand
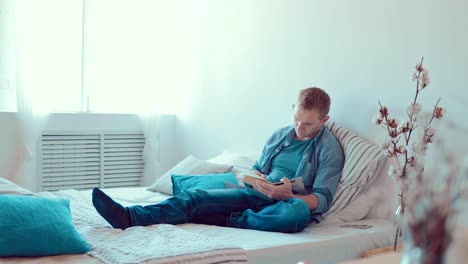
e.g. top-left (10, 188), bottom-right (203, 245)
top-left (253, 177), bottom-right (294, 200)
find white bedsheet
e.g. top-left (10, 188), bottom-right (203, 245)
top-left (100, 187), bottom-right (394, 264)
top-left (179, 219), bottom-right (393, 264)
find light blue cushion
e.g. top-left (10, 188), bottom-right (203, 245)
top-left (171, 172), bottom-right (238, 196)
top-left (0, 195), bottom-right (90, 257)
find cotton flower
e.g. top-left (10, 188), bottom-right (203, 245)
top-left (423, 126), bottom-right (436, 144)
top-left (422, 68), bottom-right (429, 76)
top-left (396, 145), bottom-right (407, 154)
top-left (379, 106), bottom-right (389, 118)
top-left (372, 114), bottom-right (383, 125)
top-left (399, 120), bottom-right (415, 133)
top-left (424, 135), bottom-right (434, 143)
top-left (377, 59), bottom-right (466, 260)
top-left (374, 58), bottom-right (446, 209)
top-left (407, 102), bottom-right (422, 115)
top-left (388, 130), bottom-right (400, 138)
top-left (373, 58), bottom-right (452, 253)
top-left (387, 118), bottom-right (399, 129)
top-left (433, 107), bottom-right (446, 119)
top-left (419, 70), bottom-right (430, 89)
top-left (415, 63), bottom-right (425, 72)
top-left (426, 126), bottom-right (436, 136)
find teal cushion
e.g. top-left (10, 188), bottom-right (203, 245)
top-left (171, 172), bottom-right (238, 196)
top-left (0, 195), bottom-right (90, 257)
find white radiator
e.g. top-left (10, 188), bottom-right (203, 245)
top-left (39, 131), bottom-right (145, 191)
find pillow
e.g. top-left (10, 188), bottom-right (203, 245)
top-left (0, 177), bottom-right (35, 195)
top-left (365, 167), bottom-right (399, 220)
top-left (323, 121), bottom-right (388, 221)
top-left (207, 150), bottom-right (258, 169)
top-left (171, 172), bottom-right (238, 196)
top-left (0, 195), bottom-right (90, 257)
top-left (147, 155), bottom-right (232, 195)
top-left (207, 150), bottom-right (259, 186)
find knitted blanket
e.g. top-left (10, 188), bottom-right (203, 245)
top-left (40, 190), bottom-right (246, 264)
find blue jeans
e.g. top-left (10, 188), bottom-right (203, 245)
top-left (128, 188), bottom-right (311, 233)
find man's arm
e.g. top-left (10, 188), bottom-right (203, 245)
top-left (309, 147), bottom-right (344, 214)
top-left (291, 193), bottom-right (319, 210)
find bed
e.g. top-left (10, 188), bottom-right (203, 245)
top-left (0, 186), bottom-right (395, 264)
top-left (0, 122), bottom-right (398, 263)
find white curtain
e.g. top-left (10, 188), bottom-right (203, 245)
top-left (0, 0), bottom-right (17, 179)
top-left (85, 1), bottom-right (194, 185)
top-left (2, 0), bottom-right (51, 190)
top-left (0, 0), bottom-right (16, 111)
top-left (86, 0), bottom-right (193, 114)
top-left (138, 113), bottom-right (161, 186)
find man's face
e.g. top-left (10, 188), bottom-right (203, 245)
top-left (293, 107), bottom-right (329, 140)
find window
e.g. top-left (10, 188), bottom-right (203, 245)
top-left (12, 0), bottom-right (193, 114)
top-left (16, 0), bottom-right (83, 112)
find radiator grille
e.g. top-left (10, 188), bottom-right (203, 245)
top-left (40, 132), bottom-right (145, 191)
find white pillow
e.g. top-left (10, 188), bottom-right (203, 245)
top-left (147, 155), bottom-right (233, 195)
top-left (0, 177), bottom-right (35, 195)
top-left (207, 150), bottom-right (259, 186)
top-left (323, 122), bottom-right (388, 221)
top-left (207, 150), bottom-right (258, 169)
top-left (365, 167), bottom-right (399, 220)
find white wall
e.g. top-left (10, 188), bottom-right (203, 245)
top-left (177, 0), bottom-right (468, 161)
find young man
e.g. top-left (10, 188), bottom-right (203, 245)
top-left (92, 87), bottom-right (344, 233)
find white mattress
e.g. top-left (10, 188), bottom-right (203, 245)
top-left (100, 187), bottom-right (395, 264)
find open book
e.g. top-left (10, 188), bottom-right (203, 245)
top-left (242, 174), bottom-right (306, 194)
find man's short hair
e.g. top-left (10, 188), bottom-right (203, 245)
top-left (297, 87), bottom-right (330, 117)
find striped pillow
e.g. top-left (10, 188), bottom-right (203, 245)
top-left (323, 122), bottom-right (388, 219)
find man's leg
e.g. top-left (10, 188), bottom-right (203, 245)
top-left (129, 188), bottom-right (255, 226)
top-left (92, 187), bottom-right (258, 229)
top-left (230, 198), bottom-right (311, 233)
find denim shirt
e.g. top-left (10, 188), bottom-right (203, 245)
top-left (252, 125), bottom-right (344, 222)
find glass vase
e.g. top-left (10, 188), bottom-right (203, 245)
top-left (400, 215), bottom-right (446, 264)
top-left (393, 203), bottom-right (404, 251)
top-left (401, 234), bottom-right (444, 264)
